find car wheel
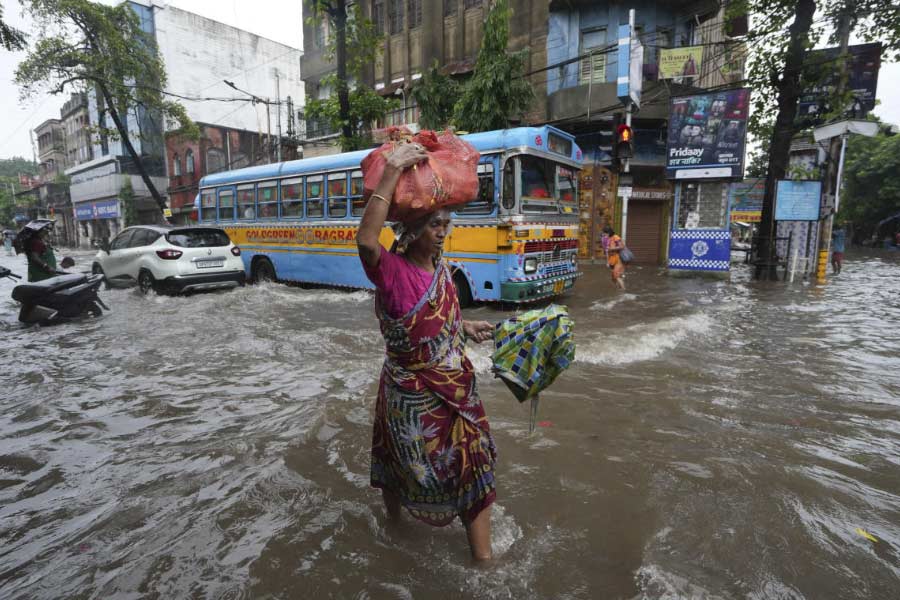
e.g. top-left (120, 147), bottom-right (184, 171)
top-left (92, 263), bottom-right (110, 290)
top-left (253, 258), bottom-right (276, 283)
top-left (138, 269), bottom-right (156, 295)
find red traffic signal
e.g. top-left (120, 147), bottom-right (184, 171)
top-left (615, 124), bottom-right (634, 160)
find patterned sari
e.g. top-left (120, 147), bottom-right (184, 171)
top-left (371, 260), bottom-right (497, 526)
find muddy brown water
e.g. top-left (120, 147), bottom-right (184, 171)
top-left (1, 249), bottom-right (898, 599)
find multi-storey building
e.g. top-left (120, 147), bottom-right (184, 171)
top-left (166, 123), bottom-right (300, 224)
top-left (61, 93), bottom-right (93, 167)
top-left (66, 0), bottom-right (304, 247)
top-left (300, 0), bottom-right (744, 265)
top-left (34, 119), bottom-right (67, 182)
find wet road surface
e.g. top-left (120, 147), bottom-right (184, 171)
top-left (1, 249), bottom-right (898, 599)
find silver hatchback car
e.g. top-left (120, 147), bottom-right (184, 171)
top-left (92, 225), bottom-right (246, 294)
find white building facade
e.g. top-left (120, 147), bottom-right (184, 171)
top-left (67, 1), bottom-right (304, 248)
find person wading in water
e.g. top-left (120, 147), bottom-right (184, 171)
top-left (603, 225), bottom-right (626, 290)
top-left (356, 142), bottom-right (497, 561)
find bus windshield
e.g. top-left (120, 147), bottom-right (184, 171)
top-left (519, 155), bottom-right (578, 214)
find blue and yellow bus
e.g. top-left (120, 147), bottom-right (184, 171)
top-left (198, 126), bottom-right (582, 305)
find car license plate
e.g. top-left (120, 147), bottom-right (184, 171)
top-left (196, 260), bottom-right (224, 269)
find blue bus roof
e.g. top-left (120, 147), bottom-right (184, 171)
top-left (201, 125), bottom-right (582, 188)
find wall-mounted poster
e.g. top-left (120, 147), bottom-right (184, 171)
top-left (729, 178), bottom-right (765, 222)
top-left (659, 46), bottom-right (704, 80)
top-left (666, 88), bottom-right (751, 180)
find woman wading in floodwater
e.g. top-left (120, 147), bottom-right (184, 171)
top-left (356, 142), bottom-right (497, 561)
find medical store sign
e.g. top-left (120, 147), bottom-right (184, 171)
top-left (666, 89), bottom-right (751, 180)
top-left (75, 199), bottom-right (120, 221)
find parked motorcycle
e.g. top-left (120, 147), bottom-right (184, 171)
top-left (1, 267), bottom-right (108, 325)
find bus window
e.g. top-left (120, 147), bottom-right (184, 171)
top-left (218, 189), bottom-right (234, 221)
top-left (327, 172), bottom-right (348, 218)
top-left (258, 181), bottom-right (278, 218)
top-left (456, 163), bottom-right (494, 215)
top-left (200, 190), bottom-right (216, 222)
top-left (306, 175), bottom-right (324, 218)
top-left (557, 166), bottom-right (578, 212)
top-left (281, 178), bottom-right (302, 218)
top-left (520, 156), bottom-right (558, 214)
top-left (237, 184), bottom-right (255, 220)
top-left (350, 170), bottom-right (365, 216)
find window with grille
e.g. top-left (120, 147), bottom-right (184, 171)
top-left (172, 153), bottom-right (182, 176)
top-left (185, 149), bottom-right (194, 174)
top-left (443, 0), bottom-right (456, 17)
top-left (677, 182), bottom-right (728, 229)
top-left (373, 0), bottom-right (385, 32)
top-left (463, 0), bottom-right (480, 9)
top-left (580, 28), bottom-right (607, 84)
top-left (389, 0), bottom-right (403, 34)
top-left (407, 0), bottom-right (422, 28)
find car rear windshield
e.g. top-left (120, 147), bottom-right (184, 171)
top-left (166, 228), bottom-right (231, 248)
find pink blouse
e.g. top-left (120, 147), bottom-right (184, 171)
top-left (362, 247), bottom-right (434, 319)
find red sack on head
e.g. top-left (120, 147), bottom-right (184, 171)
top-left (361, 128), bottom-right (480, 222)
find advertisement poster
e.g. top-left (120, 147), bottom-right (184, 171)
top-left (775, 180), bottom-right (822, 221)
top-left (659, 46), bottom-right (704, 80)
top-left (798, 43), bottom-right (881, 124)
top-left (729, 178), bottom-right (765, 222)
top-left (666, 88), bottom-right (751, 179)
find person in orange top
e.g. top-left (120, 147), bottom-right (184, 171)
top-left (603, 225), bottom-right (626, 290)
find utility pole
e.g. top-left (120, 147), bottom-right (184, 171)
top-left (275, 70), bottom-right (283, 162)
top-left (815, 10), bottom-right (852, 284)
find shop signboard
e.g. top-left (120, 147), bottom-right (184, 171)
top-left (75, 199), bottom-right (120, 221)
top-left (666, 89), bottom-right (751, 180)
top-left (659, 46), bottom-right (704, 80)
top-left (729, 178), bottom-right (765, 222)
top-left (775, 180), bottom-right (821, 221)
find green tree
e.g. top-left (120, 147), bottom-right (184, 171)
top-left (411, 60), bottom-right (461, 130)
top-left (16, 0), bottom-right (198, 218)
top-left (453, 0), bottom-right (533, 133)
top-left (305, 0), bottom-right (396, 151)
top-left (0, 1), bottom-right (26, 51)
top-left (735, 0), bottom-right (900, 277)
top-left (839, 131), bottom-right (900, 237)
top-left (120, 178), bottom-right (138, 227)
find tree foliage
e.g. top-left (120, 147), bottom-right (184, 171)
top-left (16, 0), bottom-right (197, 215)
top-left (0, 1), bottom-right (27, 51)
top-left (840, 131), bottom-right (900, 235)
top-left (411, 60), bottom-right (461, 131)
top-left (453, 0), bottom-right (533, 133)
top-left (305, 0), bottom-right (396, 151)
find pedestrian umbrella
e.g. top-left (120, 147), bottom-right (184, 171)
top-left (12, 219), bottom-right (54, 255)
top-left (491, 304), bottom-right (575, 433)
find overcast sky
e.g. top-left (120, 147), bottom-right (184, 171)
top-left (0, 1), bottom-right (898, 160)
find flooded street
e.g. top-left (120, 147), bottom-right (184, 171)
top-left (1, 249), bottom-right (899, 599)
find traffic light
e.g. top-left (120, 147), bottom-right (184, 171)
top-left (615, 124), bottom-right (634, 160)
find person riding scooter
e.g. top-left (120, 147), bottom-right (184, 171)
top-left (12, 220), bottom-right (65, 282)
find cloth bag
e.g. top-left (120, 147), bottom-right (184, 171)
top-left (619, 246), bottom-right (635, 264)
top-left (361, 128), bottom-right (480, 222)
top-left (491, 304), bottom-right (575, 432)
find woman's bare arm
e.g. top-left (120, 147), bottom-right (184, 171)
top-left (356, 143), bottom-right (427, 269)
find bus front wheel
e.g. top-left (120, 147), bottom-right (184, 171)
top-left (453, 270), bottom-right (473, 308)
top-left (253, 258), bottom-right (277, 283)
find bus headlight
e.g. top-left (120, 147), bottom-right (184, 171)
top-left (524, 258), bottom-right (537, 273)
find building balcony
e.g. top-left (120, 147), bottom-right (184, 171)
top-left (547, 80), bottom-right (679, 124)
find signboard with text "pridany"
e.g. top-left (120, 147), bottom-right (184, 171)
top-left (666, 89), bottom-right (751, 180)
